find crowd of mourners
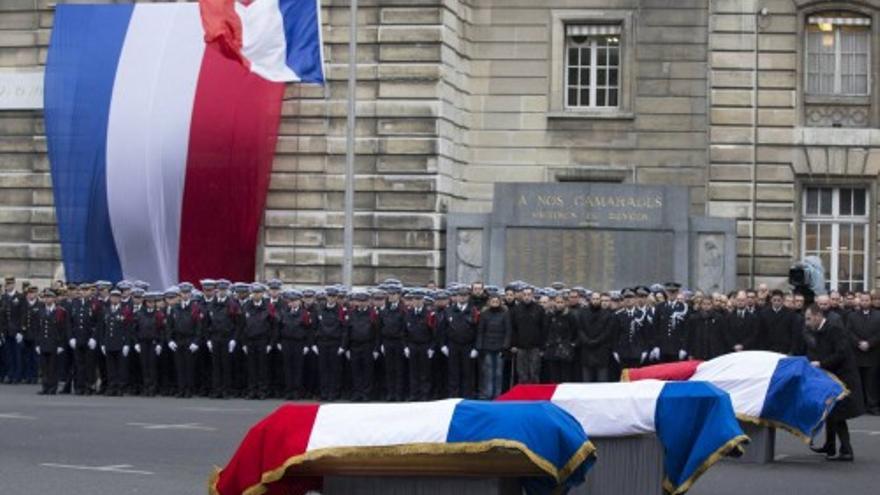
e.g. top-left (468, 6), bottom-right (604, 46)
top-left (0, 276), bottom-right (876, 420)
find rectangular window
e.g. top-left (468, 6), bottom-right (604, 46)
top-left (565, 24), bottom-right (621, 109)
top-left (805, 14), bottom-right (871, 96)
top-left (802, 186), bottom-right (869, 292)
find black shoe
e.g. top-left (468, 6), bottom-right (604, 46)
top-left (868, 408), bottom-right (880, 416)
top-left (810, 444), bottom-right (836, 456)
top-left (828, 451), bottom-right (854, 462)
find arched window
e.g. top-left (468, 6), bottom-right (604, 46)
top-left (805, 11), bottom-right (872, 96)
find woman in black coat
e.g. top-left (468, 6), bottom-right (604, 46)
top-left (803, 304), bottom-right (864, 461)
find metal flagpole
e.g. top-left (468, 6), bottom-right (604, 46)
top-left (342, 0), bottom-right (357, 287)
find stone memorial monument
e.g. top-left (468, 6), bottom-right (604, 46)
top-left (447, 183), bottom-right (736, 292)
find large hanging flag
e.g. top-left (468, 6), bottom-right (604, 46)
top-left (210, 400), bottom-right (597, 495)
top-left (44, 0), bottom-right (324, 289)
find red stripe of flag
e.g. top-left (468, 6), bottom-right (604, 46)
top-left (178, 42), bottom-right (284, 284)
top-left (215, 404), bottom-right (322, 495)
top-left (496, 384), bottom-right (558, 401)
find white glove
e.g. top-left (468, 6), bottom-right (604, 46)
top-left (35, 346), bottom-right (41, 354)
top-left (441, 345), bottom-right (449, 357)
top-left (69, 338), bottom-right (76, 349)
top-left (242, 345), bottom-right (248, 354)
top-left (303, 347), bottom-right (309, 356)
top-left (373, 351), bottom-right (379, 360)
top-left (207, 341), bottom-right (213, 353)
top-left (404, 347), bottom-right (410, 359)
top-left (427, 349), bottom-right (435, 359)
top-left (57, 346), bottom-right (64, 354)
top-left (640, 351), bottom-right (648, 364)
top-left (311, 345), bottom-right (319, 355)
top-left (122, 345), bottom-right (129, 357)
top-left (100, 345), bottom-right (106, 356)
top-left (228, 340), bottom-right (236, 354)
top-left (168, 341), bottom-right (178, 352)
top-left (469, 349), bottom-right (478, 359)
top-left (380, 344), bottom-right (385, 355)
top-left (678, 349), bottom-right (687, 360)
top-left (15, 333), bottom-right (23, 344)
top-left (265, 345), bottom-right (272, 354)
top-left (134, 344), bottom-right (141, 354)
top-left (337, 347), bottom-right (345, 356)
top-left (613, 352), bottom-right (620, 363)
top-left (188, 343), bottom-right (198, 353)
top-left (276, 343), bottom-right (282, 351)
top-left (345, 350), bottom-right (351, 360)
top-left (87, 338), bottom-right (97, 350)
top-left (650, 347), bottom-right (660, 361)
top-left (155, 344), bottom-right (162, 356)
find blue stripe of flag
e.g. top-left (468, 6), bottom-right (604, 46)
top-left (278, 0), bottom-right (324, 83)
top-left (760, 356), bottom-right (845, 438)
top-left (45, 5), bottom-right (132, 283)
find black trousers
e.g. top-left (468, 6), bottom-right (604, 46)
top-left (72, 346), bottom-right (96, 392)
top-left (383, 340), bottom-right (406, 401)
top-left (173, 347), bottom-right (196, 395)
top-left (245, 339), bottom-right (269, 396)
top-left (408, 345), bottom-right (432, 401)
top-left (349, 346), bottom-right (374, 401)
top-left (317, 342), bottom-right (343, 400)
top-left (824, 419), bottom-right (853, 453)
top-left (544, 359), bottom-right (570, 384)
top-left (39, 352), bottom-right (58, 392)
top-left (105, 350), bottom-right (127, 393)
top-left (858, 366), bottom-right (879, 410)
top-left (281, 340), bottom-right (307, 397)
top-left (138, 340), bottom-right (159, 394)
top-left (447, 344), bottom-right (475, 398)
top-left (210, 339), bottom-right (233, 395)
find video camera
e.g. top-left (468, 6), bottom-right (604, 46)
top-left (788, 256), bottom-right (826, 306)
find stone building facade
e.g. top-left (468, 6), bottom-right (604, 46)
top-left (1, 0), bottom-right (879, 291)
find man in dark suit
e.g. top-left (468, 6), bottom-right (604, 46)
top-left (759, 289), bottom-right (800, 354)
top-left (725, 291), bottom-right (759, 353)
top-left (846, 293), bottom-right (880, 415)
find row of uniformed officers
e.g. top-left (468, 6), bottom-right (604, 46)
top-left (0, 278), bottom-right (875, 417)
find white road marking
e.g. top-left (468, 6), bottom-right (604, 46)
top-left (183, 406), bottom-right (256, 413)
top-left (0, 412), bottom-right (36, 420)
top-left (126, 422), bottom-right (217, 431)
top-left (850, 429), bottom-right (880, 436)
top-left (40, 463), bottom-right (154, 475)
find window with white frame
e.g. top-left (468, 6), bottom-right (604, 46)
top-left (802, 186), bottom-right (870, 292)
top-left (565, 24), bottom-right (621, 109)
top-left (805, 12), bottom-right (872, 96)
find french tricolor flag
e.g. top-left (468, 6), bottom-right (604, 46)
top-left (44, 0), bottom-right (323, 288)
top-left (624, 351), bottom-right (847, 439)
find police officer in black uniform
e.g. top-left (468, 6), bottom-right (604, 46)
top-left (612, 289), bottom-right (649, 369)
top-left (35, 289), bottom-right (68, 395)
top-left (404, 290), bottom-right (435, 401)
top-left (442, 286), bottom-right (479, 398)
top-left (167, 283), bottom-right (203, 398)
top-left (241, 284), bottom-right (276, 400)
top-left (68, 282), bottom-right (100, 394)
top-left (134, 292), bottom-right (165, 397)
top-left (277, 289), bottom-right (312, 400)
top-left (100, 289), bottom-right (132, 396)
top-left (314, 286), bottom-right (348, 401)
top-left (378, 286), bottom-right (407, 401)
top-left (205, 279), bottom-right (242, 399)
top-left (347, 291), bottom-right (379, 401)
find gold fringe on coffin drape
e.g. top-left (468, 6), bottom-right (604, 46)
top-left (208, 439), bottom-right (597, 495)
